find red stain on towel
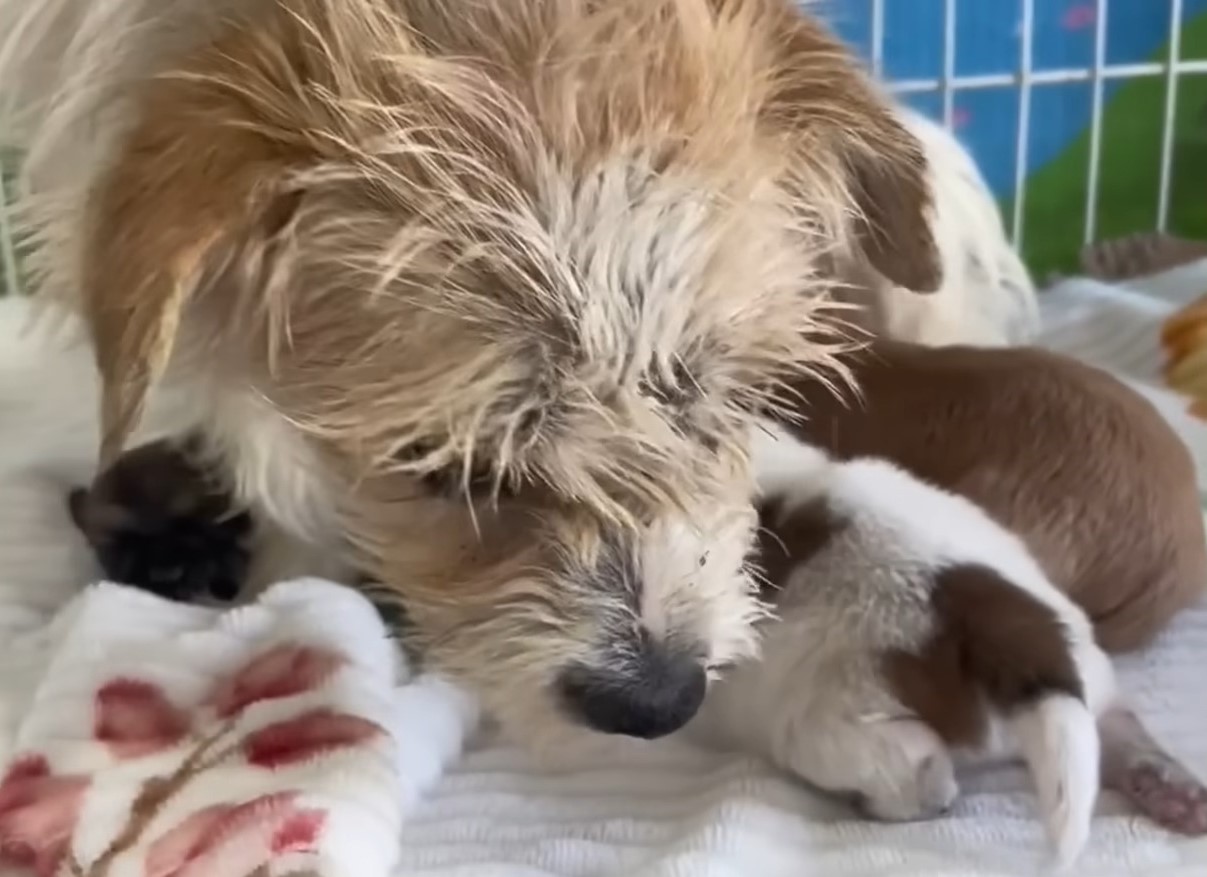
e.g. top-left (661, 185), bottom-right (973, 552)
top-left (143, 792), bottom-right (326, 877)
top-left (243, 708), bottom-right (384, 769)
top-left (209, 644), bottom-right (345, 717)
top-left (0, 755), bottom-right (88, 877)
top-left (95, 678), bottom-right (191, 757)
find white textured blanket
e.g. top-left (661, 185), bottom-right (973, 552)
top-left (0, 309), bottom-right (477, 876)
top-left (0, 264), bottom-right (1206, 876)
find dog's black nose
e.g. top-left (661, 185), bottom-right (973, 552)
top-left (556, 641), bottom-right (707, 739)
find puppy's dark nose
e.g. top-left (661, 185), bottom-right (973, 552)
top-left (556, 641), bottom-right (707, 739)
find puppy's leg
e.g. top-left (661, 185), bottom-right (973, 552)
top-left (778, 714), bottom-right (959, 822)
top-left (1011, 694), bottom-right (1100, 865)
top-left (69, 437), bottom-right (252, 603)
top-left (1100, 705), bottom-right (1207, 835)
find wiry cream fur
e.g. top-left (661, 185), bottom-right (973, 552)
top-left (690, 425), bottom-right (1115, 865)
top-left (840, 108), bottom-right (1038, 346)
top-left (0, 0), bottom-right (943, 741)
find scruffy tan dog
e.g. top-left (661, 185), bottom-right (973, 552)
top-left (0, 0), bottom-right (942, 742)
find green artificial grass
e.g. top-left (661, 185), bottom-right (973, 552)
top-left (1006, 13), bottom-right (1207, 279)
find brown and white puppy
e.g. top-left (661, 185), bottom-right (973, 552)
top-left (767, 338), bottom-right (1207, 834)
top-left (691, 430), bottom-right (1115, 865)
top-left (0, 0), bottom-right (942, 744)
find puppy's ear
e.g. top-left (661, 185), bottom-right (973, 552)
top-left (759, 0), bottom-right (943, 293)
top-left (843, 117), bottom-right (941, 293)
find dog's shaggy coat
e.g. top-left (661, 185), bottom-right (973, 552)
top-left (0, 0), bottom-right (943, 739)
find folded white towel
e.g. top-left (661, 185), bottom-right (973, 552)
top-left (0, 577), bottom-right (476, 877)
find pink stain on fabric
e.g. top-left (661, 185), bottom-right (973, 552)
top-left (1062, 3), bottom-right (1096, 31)
top-left (0, 755), bottom-right (89, 877)
top-left (208, 644), bottom-right (345, 718)
top-left (142, 792), bottom-right (326, 877)
top-left (95, 678), bottom-right (192, 758)
top-left (242, 708), bottom-right (384, 769)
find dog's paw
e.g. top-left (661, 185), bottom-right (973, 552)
top-left (1121, 755), bottom-right (1207, 836)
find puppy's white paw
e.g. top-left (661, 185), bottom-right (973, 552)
top-left (854, 719), bottom-right (959, 823)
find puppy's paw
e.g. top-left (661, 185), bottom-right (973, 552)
top-left (1101, 705), bottom-right (1207, 836)
top-left (1120, 756), bottom-right (1207, 836)
top-left (1011, 693), bottom-right (1100, 866)
top-left (69, 441), bottom-right (253, 603)
top-left (853, 719), bottom-right (959, 823)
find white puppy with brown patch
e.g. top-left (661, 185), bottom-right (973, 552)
top-left (689, 425), bottom-right (1117, 866)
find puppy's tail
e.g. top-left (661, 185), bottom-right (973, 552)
top-left (931, 563), bottom-right (1110, 866)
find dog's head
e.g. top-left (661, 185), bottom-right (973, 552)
top-left (81, 0), bottom-right (940, 741)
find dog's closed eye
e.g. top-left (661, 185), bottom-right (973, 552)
top-left (394, 442), bottom-right (518, 501)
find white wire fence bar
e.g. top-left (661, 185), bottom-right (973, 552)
top-left (1159, 0), bottom-right (1187, 231)
top-left (1084, 0), bottom-right (1109, 244)
top-left (1013, 0), bottom-right (1036, 247)
top-left (888, 59), bottom-right (1207, 95)
top-left (871, 0), bottom-right (1197, 251)
top-left (941, 0), bottom-right (957, 129)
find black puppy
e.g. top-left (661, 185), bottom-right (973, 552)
top-left (68, 440), bottom-right (252, 602)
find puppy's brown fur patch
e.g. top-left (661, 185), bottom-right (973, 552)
top-left (882, 563), bottom-right (1082, 747)
top-left (774, 339), bottom-right (1207, 652)
top-left (755, 496), bottom-right (844, 596)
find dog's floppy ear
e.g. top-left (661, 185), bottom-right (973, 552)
top-left (758, 0), bottom-right (943, 293)
top-left (84, 36), bottom-right (314, 467)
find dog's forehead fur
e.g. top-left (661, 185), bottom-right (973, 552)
top-left (255, 137), bottom-right (833, 515)
top-left (170, 0), bottom-right (888, 516)
top-left (38, 0), bottom-right (939, 498)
